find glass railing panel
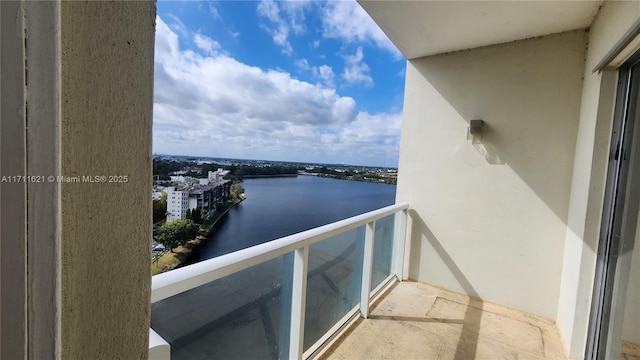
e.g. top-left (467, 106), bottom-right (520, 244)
top-left (371, 213), bottom-right (395, 292)
top-left (303, 227), bottom-right (365, 351)
top-left (151, 254), bottom-right (293, 360)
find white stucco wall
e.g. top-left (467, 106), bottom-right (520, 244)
top-left (189, 197), bottom-right (198, 211)
top-left (556, 1), bottom-right (640, 357)
top-left (397, 30), bottom-right (586, 320)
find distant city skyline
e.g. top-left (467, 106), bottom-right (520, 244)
top-left (153, 153), bottom-right (398, 169)
top-left (153, 0), bottom-right (405, 168)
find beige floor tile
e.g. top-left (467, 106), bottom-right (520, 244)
top-left (321, 281), bottom-right (568, 360)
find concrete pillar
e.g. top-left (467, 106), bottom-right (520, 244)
top-left (60, 1), bottom-right (155, 358)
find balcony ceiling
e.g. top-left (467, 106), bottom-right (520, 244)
top-left (359, 0), bottom-right (603, 59)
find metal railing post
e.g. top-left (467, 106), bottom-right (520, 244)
top-left (289, 246), bottom-right (309, 359)
top-left (149, 328), bottom-right (171, 360)
top-left (394, 209), bottom-right (408, 281)
top-left (360, 221), bottom-right (375, 319)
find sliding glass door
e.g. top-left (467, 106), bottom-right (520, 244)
top-left (587, 54), bottom-right (640, 360)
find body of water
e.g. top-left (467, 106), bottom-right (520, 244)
top-left (192, 175), bottom-right (396, 262)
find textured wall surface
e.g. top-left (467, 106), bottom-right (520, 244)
top-left (60, 2), bottom-right (155, 358)
top-left (397, 30), bottom-right (586, 320)
top-left (557, 2), bottom-right (640, 357)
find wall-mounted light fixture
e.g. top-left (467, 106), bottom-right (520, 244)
top-left (467, 119), bottom-right (484, 142)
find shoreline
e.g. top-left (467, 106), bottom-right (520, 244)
top-left (151, 196), bottom-right (245, 275)
top-left (203, 196), bottom-right (245, 235)
top-left (239, 174), bottom-right (297, 179)
top-left (297, 172), bottom-right (397, 185)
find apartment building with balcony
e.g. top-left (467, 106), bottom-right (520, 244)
top-left (166, 179), bottom-right (231, 221)
top-left (2, 1), bottom-right (639, 359)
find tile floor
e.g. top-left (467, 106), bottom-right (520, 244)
top-left (321, 281), bottom-right (568, 360)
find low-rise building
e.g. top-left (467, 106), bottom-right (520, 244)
top-left (152, 189), bottom-right (163, 201)
top-left (166, 179), bottom-right (231, 221)
top-left (208, 169), bottom-right (230, 182)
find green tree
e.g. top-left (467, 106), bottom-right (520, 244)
top-left (156, 219), bottom-right (199, 252)
top-left (231, 184), bottom-right (245, 200)
top-left (190, 207), bottom-right (203, 224)
top-left (152, 200), bottom-right (167, 223)
top-left (185, 208), bottom-right (203, 224)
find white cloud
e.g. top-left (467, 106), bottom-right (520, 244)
top-left (342, 47), bottom-right (373, 87)
top-left (321, 0), bottom-right (401, 58)
top-left (297, 60), bottom-right (334, 87)
top-left (295, 58), bottom-right (311, 71)
top-left (193, 33), bottom-right (221, 55)
top-left (257, 0), bottom-right (293, 55)
top-left (316, 65), bottom-right (335, 87)
top-left (165, 14), bottom-right (189, 38)
top-left (153, 15), bottom-right (399, 166)
top-left (279, 0), bottom-right (311, 35)
top-left (257, 0), bottom-right (313, 56)
top-left (208, 3), bottom-right (220, 18)
top-left (155, 18), bottom-right (180, 58)
top-left (257, 0), bottom-right (280, 23)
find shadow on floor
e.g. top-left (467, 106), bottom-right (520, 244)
top-left (409, 209), bottom-right (483, 360)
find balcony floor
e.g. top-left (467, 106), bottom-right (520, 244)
top-left (320, 281), bottom-right (568, 360)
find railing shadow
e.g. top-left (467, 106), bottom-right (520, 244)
top-left (409, 209), bottom-right (483, 360)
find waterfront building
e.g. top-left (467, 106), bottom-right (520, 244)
top-left (187, 180), bottom-right (231, 214)
top-left (169, 175), bottom-right (198, 184)
top-left (166, 180), bottom-right (231, 221)
top-left (166, 187), bottom-right (190, 221)
top-left (208, 168), bottom-right (230, 182)
top-left (3, 1), bottom-right (640, 359)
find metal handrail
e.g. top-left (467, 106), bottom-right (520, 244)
top-left (151, 202), bottom-right (409, 303)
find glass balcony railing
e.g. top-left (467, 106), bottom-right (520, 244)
top-left (149, 202), bottom-right (409, 360)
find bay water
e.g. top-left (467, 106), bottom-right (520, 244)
top-left (192, 175), bottom-right (396, 262)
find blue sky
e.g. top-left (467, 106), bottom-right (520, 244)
top-left (153, 0), bottom-right (405, 167)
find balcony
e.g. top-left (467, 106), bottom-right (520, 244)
top-left (150, 203), bottom-right (409, 359)
top-left (148, 202), bottom-right (575, 359)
